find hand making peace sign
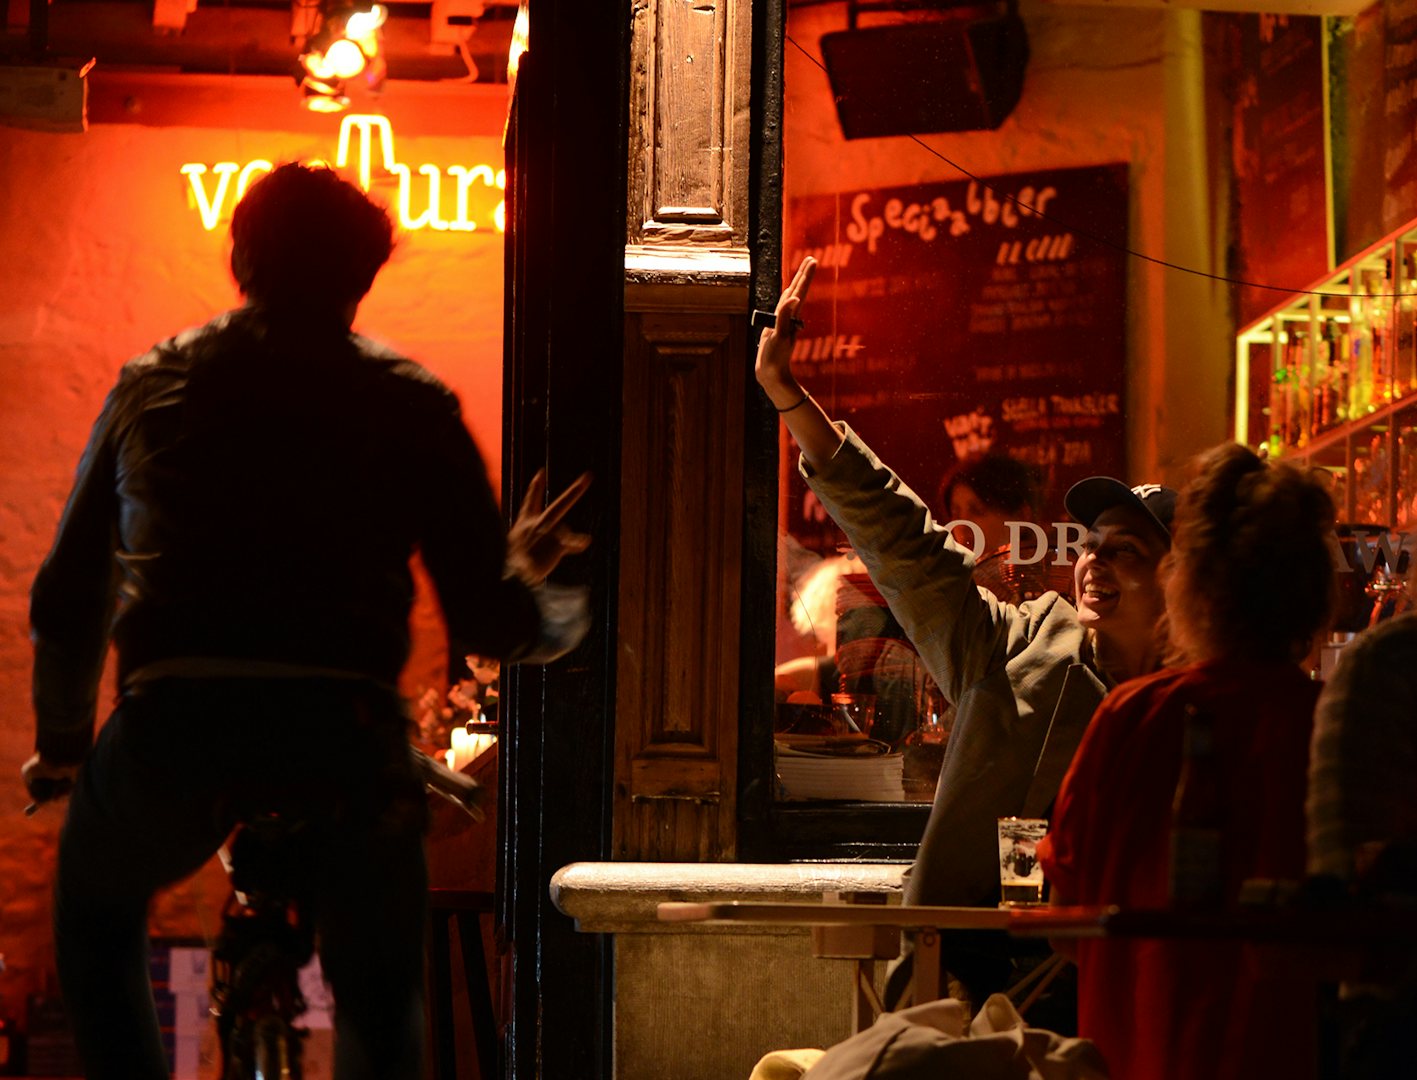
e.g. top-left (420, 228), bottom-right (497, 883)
top-left (506, 468), bottom-right (593, 586)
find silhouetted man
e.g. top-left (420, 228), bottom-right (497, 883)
top-left (22, 163), bottom-right (590, 1079)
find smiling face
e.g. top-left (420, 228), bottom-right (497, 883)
top-left (1073, 505), bottom-right (1169, 645)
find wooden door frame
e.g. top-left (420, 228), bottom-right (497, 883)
top-left (499, 4), bottom-right (629, 1076)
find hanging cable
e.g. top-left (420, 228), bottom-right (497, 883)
top-left (786, 33), bottom-right (1405, 301)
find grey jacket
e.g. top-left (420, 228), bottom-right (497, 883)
top-left (803, 426), bottom-right (1109, 907)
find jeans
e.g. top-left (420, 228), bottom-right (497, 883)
top-left (53, 677), bottom-right (429, 1080)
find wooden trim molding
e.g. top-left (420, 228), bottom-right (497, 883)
top-left (627, 0), bottom-right (753, 252)
top-left (614, 0), bottom-right (755, 861)
top-left (614, 310), bottom-right (744, 860)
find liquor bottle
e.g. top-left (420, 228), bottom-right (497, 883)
top-left (1335, 322), bottom-right (1351, 424)
top-left (1168, 705), bottom-right (1223, 908)
top-left (1281, 338), bottom-right (1302, 448)
top-left (1293, 332), bottom-right (1311, 446)
top-left (1402, 253), bottom-right (1417, 396)
top-left (1372, 293), bottom-right (1390, 406)
top-left (1326, 321), bottom-right (1343, 429)
top-left (1397, 291), bottom-right (1416, 397)
top-left (1314, 321), bottom-right (1333, 435)
top-left (1355, 321), bottom-right (1375, 416)
top-left (1270, 363), bottom-right (1289, 454)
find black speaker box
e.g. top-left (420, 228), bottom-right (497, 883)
top-left (820, 11), bottom-right (1029, 139)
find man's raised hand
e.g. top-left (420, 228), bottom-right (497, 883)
top-left (506, 469), bottom-right (593, 586)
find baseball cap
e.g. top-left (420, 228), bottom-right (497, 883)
top-left (1064, 477), bottom-right (1177, 544)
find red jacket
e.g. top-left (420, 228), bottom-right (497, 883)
top-left (1038, 658), bottom-right (1320, 1080)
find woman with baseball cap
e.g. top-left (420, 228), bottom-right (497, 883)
top-left (755, 256), bottom-right (1177, 1023)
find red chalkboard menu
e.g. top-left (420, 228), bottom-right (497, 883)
top-left (783, 163), bottom-right (1129, 551)
top-left (1229, 14), bottom-right (1331, 327)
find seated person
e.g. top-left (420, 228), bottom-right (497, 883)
top-left (1039, 442), bottom-right (1337, 1080)
top-left (756, 255), bottom-right (1175, 1022)
top-left (1308, 593), bottom-right (1417, 1079)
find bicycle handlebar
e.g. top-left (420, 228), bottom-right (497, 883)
top-left (411, 746), bottom-right (487, 824)
top-left (24, 776), bottom-right (74, 816)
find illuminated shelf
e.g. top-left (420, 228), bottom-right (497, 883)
top-left (1235, 223), bottom-right (1417, 530)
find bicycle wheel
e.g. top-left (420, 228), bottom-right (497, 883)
top-left (252, 1015), bottom-right (303, 1080)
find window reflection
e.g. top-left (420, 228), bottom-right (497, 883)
top-left (771, 3), bottom-right (1161, 805)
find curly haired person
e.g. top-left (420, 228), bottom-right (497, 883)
top-left (1039, 442), bottom-right (1337, 1080)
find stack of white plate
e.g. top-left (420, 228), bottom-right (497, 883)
top-left (774, 738), bottom-right (905, 802)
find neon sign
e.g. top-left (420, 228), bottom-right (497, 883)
top-left (180, 114), bottom-right (506, 234)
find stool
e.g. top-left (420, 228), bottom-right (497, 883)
top-left (428, 888), bottom-right (497, 1080)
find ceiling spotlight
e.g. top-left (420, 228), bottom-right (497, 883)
top-left (295, 3), bottom-right (388, 113)
top-left (323, 38), bottom-right (369, 80)
top-left (299, 71), bottom-right (349, 112)
top-left (345, 4), bottom-right (387, 40)
top-left (302, 85), bottom-right (350, 113)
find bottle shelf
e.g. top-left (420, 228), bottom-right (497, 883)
top-left (1236, 224), bottom-right (1417, 531)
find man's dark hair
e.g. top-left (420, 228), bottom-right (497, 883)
top-left (230, 163), bottom-right (395, 312)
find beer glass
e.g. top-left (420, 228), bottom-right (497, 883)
top-left (997, 816), bottom-right (1048, 906)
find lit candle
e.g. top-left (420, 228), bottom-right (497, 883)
top-left (451, 727), bottom-right (475, 773)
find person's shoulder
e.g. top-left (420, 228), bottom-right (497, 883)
top-left (350, 333), bottom-right (435, 379)
top-left (1347, 610), bottom-right (1417, 660)
top-left (349, 331), bottom-right (411, 366)
top-left (1325, 612), bottom-right (1417, 694)
top-left (1098, 664), bottom-right (1191, 716)
top-left (1013, 589), bottom-right (1080, 631)
top-left (348, 334), bottom-right (457, 399)
top-left (119, 312), bottom-right (236, 381)
top-left (1077, 668), bottom-right (1193, 762)
top-left (1004, 589), bottom-right (1087, 659)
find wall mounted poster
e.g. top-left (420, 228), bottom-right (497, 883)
top-left (1330, 3), bottom-right (1417, 262)
top-left (1329, 6), bottom-right (1387, 262)
top-left (1230, 13), bottom-right (1330, 328)
top-left (783, 162), bottom-right (1129, 554)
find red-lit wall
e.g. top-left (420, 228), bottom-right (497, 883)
top-left (784, 5), bottom-right (1234, 484)
top-left (0, 75), bottom-right (510, 1014)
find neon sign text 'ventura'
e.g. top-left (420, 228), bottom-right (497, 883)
top-left (181, 114), bottom-right (506, 234)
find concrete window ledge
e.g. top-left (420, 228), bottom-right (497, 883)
top-left (550, 860), bottom-right (908, 931)
top-left (550, 862), bottom-right (908, 1080)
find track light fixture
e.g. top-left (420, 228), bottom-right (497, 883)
top-left (296, 3), bottom-right (389, 113)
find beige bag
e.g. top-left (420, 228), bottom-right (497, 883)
top-left (749, 995), bottom-right (1108, 1080)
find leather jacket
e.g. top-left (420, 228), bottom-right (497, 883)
top-left (32, 306), bottom-right (556, 763)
